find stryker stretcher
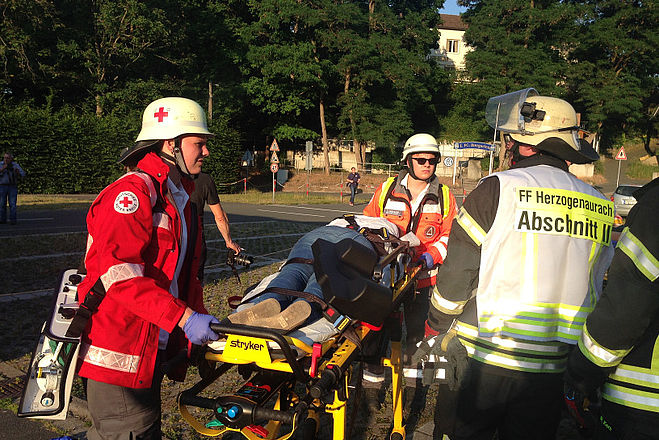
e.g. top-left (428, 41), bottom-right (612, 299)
top-left (178, 234), bottom-right (422, 440)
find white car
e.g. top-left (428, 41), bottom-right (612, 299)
top-left (611, 184), bottom-right (642, 217)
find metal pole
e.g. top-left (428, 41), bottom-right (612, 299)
top-left (340, 169), bottom-right (343, 203)
top-left (272, 172), bottom-right (276, 202)
top-left (490, 103), bottom-right (500, 176)
top-left (452, 144), bottom-right (457, 186)
top-left (616, 159), bottom-right (621, 188)
top-left (306, 170), bottom-right (309, 197)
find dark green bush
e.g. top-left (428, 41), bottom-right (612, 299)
top-left (0, 105), bottom-right (243, 194)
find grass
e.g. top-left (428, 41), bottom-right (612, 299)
top-left (16, 190), bottom-right (347, 210)
top-left (215, 190), bottom-right (348, 205)
top-left (627, 161), bottom-right (659, 179)
top-left (17, 194), bottom-right (95, 210)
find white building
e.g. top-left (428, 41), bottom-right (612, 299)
top-left (430, 14), bottom-right (471, 70)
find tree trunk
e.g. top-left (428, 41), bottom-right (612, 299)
top-left (320, 98), bottom-right (330, 175)
top-left (497, 131), bottom-right (509, 171)
top-left (208, 80), bottom-right (213, 121)
top-left (644, 106), bottom-right (658, 156)
top-left (344, 69), bottom-right (363, 169)
top-left (95, 94), bottom-right (103, 117)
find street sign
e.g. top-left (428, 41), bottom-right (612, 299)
top-left (270, 163), bottom-right (279, 173)
top-left (443, 157), bottom-right (454, 167)
top-left (454, 141), bottom-right (495, 151)
top-left (270, 151), bottom-right (279, 163)
top-left (615, 146), bottom-right (627, 160)
top-left (270, 138), bottom-right (280, 152)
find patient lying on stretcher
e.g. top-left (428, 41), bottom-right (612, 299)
top-left (212, 215), bottom-right (419, 342)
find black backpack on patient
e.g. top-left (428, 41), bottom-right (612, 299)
top-left (312, 238), bottom-right (392, 327)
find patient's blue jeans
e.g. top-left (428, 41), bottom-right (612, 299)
top-left (254, 225), bottom-right (372, 322)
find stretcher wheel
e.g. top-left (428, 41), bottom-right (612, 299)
top-left (301, 417), bottom-right (318, 440)
top-left (389, 432), bottom-right (404, 440)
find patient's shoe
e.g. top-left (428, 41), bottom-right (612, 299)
top-left (227, 298), bottom-right (281, 325)
top-left (255, 301), bottom-right (312, 332)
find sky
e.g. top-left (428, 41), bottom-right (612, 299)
top-left (439, 0), bottom-right (467, 15)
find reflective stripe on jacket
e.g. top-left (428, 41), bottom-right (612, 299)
top-left (363, 171), bottom-right (456, 288)
top-left (470, 165), bottom-right (613, 346)
top-left (76, 152), bottom-right (205, 388)
top-left (574, 179), bottom-right (659, 412)
top-left (431, 156), bottom-right (614, 373)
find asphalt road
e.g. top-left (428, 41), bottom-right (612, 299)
top-left (0, 201), bottom-right (372, 237)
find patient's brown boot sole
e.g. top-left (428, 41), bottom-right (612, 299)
top-left (228, 298), bottom-right (281, 325)
top-left (255, 301), bottom-right (312, 332)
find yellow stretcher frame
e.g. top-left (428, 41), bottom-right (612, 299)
top-left (178, 261), bottom-right (421, 440)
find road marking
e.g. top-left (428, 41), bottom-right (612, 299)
top-left (257, 208), bottom-right (326, 218)
top-left (270, 205), bottom-right (361, 214)
top-left (17, 217), bottom-right (55, 222)
top-left (206, 232), bottom-right (305, 243)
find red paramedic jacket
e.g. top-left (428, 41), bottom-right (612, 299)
top-left (76, 152), bottom-right (206, 388)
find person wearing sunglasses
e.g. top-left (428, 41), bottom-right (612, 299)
top-left (361, 133), bottom-right (457, 407)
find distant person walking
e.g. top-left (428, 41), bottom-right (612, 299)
top-left (346, 167), bottom-right (361, 206)
top-left (190, 171), bottom-right (241, 284)
top-left (0, 152), bottom-right (26, 225)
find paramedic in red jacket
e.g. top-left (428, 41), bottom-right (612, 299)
top-left (76, 97), bottom-right (221, 440)
top-left (363, 133), bottom-right (457, 391)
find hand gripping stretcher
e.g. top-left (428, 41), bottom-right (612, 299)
top-left (178, 235), bottom-right (422, 440)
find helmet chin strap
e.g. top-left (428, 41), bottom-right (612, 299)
top-left (406, 157), bottom-right (437, 182)
top-left (159, 138), bottom-right (197, 179)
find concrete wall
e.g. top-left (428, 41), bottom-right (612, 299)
top-left (568, 163), bottom-right (595, 178)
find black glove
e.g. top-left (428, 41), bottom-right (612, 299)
top-left (563, 382), bottom-right (599, 438)
top-left (411, 329), bottom-right (469, 390)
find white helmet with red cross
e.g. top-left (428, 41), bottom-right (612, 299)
top-left (136, 97), bottom-right (213, 142)
top-left (120, 97), bottom-right (213, 165)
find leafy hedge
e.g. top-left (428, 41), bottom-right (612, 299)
top-left (0, 105), bottom-right (242, 194)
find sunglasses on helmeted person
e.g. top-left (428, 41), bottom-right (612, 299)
top-left (411, 157), bottom-right (439, 166)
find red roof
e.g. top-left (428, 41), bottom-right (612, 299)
top-left (439, 14), bottom-right (467, 31)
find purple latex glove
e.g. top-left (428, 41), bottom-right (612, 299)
top-left (418, 252), bottom-right (434, 270)
top-left (183, 312), bottom-right (220, 345)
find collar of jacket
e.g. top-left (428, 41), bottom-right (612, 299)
top-left (511, 153), bottom-right (569, 172)
top-left (136, 152), bottom-right (195, 196)
top-left (633, 176), bottom-right (659, 201)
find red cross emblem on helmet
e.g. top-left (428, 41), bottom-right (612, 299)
top-left (153, 107), bottom-right (169, 123)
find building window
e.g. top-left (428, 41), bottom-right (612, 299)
top-left (446, 40), bottom-right (459, 53)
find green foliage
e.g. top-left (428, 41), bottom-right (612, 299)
top-left (626, 161), bottom-right (659, 180)
top-left (0, 104), bottom-right (134, 193)
top-left (593, 159), bottom-right (604, 176)
top-left (202, 116), bottom-right (243, 191)
top-left (2, 0), bottom-right (658, 188)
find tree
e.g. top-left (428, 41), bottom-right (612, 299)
top-left (565, 0), bottom-right (659, 153)
top-left (238, 0), bottom-right (334, 172)
top-left (0, 0), bottom-right (60, 105)
top-left (332, 1), bottom-right (446, 168)
top-left (54, 0), bottom-right (178, 116)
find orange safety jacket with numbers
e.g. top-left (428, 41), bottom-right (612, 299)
top-left (363, 170), bottom-right (457, 288)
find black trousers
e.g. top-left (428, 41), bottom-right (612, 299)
top-left (595, 399), bottom-right (659, 440)
top-left (434, 360), bottom-right (563, 440)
